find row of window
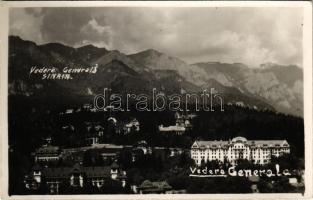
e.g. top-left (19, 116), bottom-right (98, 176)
top-left (192, 156), bottom-right (272, 162)
top-left (193, 154), bottom-right (277, 160)
top-left (192, 148), bottom-right (289, 155)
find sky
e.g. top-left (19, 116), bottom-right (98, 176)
top-left (9, 7), bottom-right (303, 67)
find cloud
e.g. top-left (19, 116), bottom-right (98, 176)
top-left (9, 8), bottom-right (44, 44)
top-left (9, 7), bottom-right (303, 67)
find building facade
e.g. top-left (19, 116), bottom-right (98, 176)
top-left (24, 162), bottom-right (127, 194)
top-left (33, 144), bottom-right (61, 162)
top-left (124, 118), bottom-right (140, 134)
top-left (158, 112), bottom-right (194, 135)
top-left (191, 136), bottom-right (290, 165)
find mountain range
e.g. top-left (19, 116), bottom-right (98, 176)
top-left (9, 36), bottom-right (303, 116)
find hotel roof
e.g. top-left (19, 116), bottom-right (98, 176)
top-left (192, 137), bottom-right (289, 149)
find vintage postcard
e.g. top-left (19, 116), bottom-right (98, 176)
top-left (0, 1), bottom-right (312, 199)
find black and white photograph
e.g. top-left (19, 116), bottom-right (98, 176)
top-left (1, 2), bottom-right (312, 198)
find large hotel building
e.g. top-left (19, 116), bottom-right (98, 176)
top-left (191, 136), bottom-right (290, 165)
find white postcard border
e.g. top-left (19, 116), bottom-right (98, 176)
top-left (0, 1), bottom-right (312, 200)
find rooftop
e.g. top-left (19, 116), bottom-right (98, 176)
top-left (35, 145), bottom-right (60, 154)
top-left (192, 137), bottom-right (289, 149)
top-left (39, 164), bottom-right (124, 179)
top-left (138, 180), bottom-right (172, 191)
top-left (159, 125), bottom-right (186, 132)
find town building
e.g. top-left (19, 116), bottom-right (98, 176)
top-left (133, 140), bottom-right (152, 155)
top-left (84, 122), bottom-right (105, 145)
top-left (43, 136), bottom-right (52, 144)
top-left (101, 149), bottom-right (118, 163)
top-left (61, 150), bottom-right (85, 165)
top-left (158, 125), bottom-right (186, 135)
top-left (175, 112), bottom-right (193, 129)
top-left (136, 180), bottom-right (172, 194)
top-left (65, 109), bottom-right (74, 114)
top-left (85, 132), bottom-right (100, 145)
top-left (123, 118), bottom-right (140, 134)
top-left (24, 162), bottom-right (127, 194)
top-left (85, 122), bottom-right (104, 136)
top-left (158, 112), bottom-right (194, 135)
top-left (33, 144), bottom-right (61, 162)
top-left (169, 148), bottom-right (184, 157)
top-left (113, 118), bottom-right (140, 135)
top-left (61, 143), bottom-right (127, 165)
top-left (82, 103), bottom-right (92, 110)
top-left (191, 136), bottom-right (290, 165)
